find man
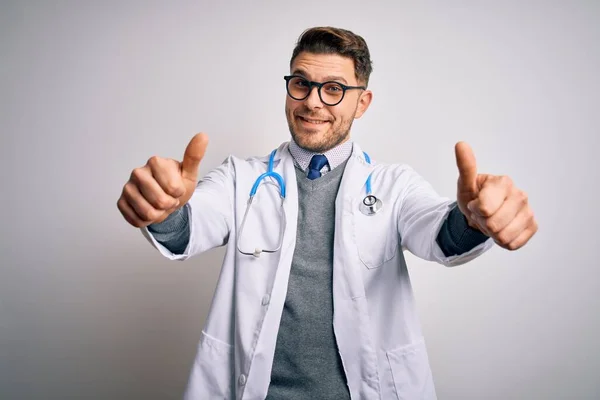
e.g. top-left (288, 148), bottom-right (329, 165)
top-left (117, 27), bottom-right (537, 400)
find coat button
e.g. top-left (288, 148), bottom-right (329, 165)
top-left (238, 374), bottom-right (247, 386)
top-left (261, 294), bottom-right (270, 306)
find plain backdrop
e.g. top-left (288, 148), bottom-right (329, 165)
top-left (1, 0), bottom-right (599, 399)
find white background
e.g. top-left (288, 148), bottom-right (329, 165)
top-left (2, 0), bottom-right (599, 398)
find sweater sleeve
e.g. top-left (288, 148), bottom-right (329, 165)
top-left (436, 204), bottom-right (490, 256)
top-left (147, 205), bottom-right (191, 255)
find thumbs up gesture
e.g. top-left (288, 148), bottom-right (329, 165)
top-left (455, 142), bottom-right (538, 250)
top-left (117, 133), bottom-right (209, 227)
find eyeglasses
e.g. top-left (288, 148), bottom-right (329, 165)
top-left (283, 75), bottom-right (366, 106)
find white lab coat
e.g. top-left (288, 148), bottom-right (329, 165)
top-left (142, 141), bottom-right (494, 399)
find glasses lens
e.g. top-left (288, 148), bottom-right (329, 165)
top-left (321, 82), bottom-right (344, 105)
top-left (287, 76), bottom-right (310, 100)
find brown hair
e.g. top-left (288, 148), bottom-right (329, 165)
top-left (290, 26), bottom-right (373, 86)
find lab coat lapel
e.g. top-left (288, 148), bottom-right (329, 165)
top-left (272, 142), bottom-right (298, 256)
top-left (334, 141), bottom-right (374, 301)
top-left (332, 142), bottom-right (381, 398)
top-left (337, 142), bottom-right (374, 210)
top-left (241, 143), bottom-right (299, 399)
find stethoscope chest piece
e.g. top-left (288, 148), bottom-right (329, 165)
top-left (360, 194), bottom-right (383, 216)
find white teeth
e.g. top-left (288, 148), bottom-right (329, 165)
top-left (301, 117), bottom-right (327, 124)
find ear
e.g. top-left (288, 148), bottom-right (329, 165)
top-left (354, 90), bottom-right (373, 119)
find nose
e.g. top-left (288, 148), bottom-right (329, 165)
top-left (303, 85), bottom-right (323, 110)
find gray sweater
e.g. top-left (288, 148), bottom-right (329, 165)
top-left (265, 160), bottom-right (350, 399)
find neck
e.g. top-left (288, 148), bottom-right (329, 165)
top-left (288, 137), bottom-right (353, 172)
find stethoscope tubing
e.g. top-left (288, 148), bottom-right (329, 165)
top-left (238, 148), bottom-right (382, 257)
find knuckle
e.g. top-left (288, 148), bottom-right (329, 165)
top-left (495, 231), bottom-right (511, 246)
top-left (164, 182), bottom-right (180, 196)
top-left (479, 203), bottom-right (493, 217)
top-left (153, 197), bottom-right (167, 210)
top-left (164, 177), bottom-right (185, 196)
top-left (500, 175), bottom-right (513, 187)
top-left (138, 206), bottom-right (157, 222)
top-left (155, 196), bottom-right (173, 210)
top-left (122, 182), bottom-right (134, 198)
top-left (116, 198), bottom-right (125, 213)
top-left (518, 189), bottom-right (528, 205)
top-left (530, 218), bottom-right (538, 232)
top-left (147, 155), bottom-right (160, 165)
top-left (507, 241), bottom-right (520, 251)
top-left (485, 219), bottom-right (499, 233)
top-left (147, 155), bottom-right (166, 169)
top-left (117, 199), bottom-right (142, 227)
top-left (131, 167), bottom-right (145, 182)
top-left (525, 210), bottom-right (535, 225)
top-left (128, 216), bottom-right (143, 228)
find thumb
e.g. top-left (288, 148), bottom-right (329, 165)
top-left (181, 133), bottom-right (209, 182)
top-left (455, 141), bottom-right (478, 194)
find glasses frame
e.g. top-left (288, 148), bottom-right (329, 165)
top-left (283, 75), bottom-right (366, 106)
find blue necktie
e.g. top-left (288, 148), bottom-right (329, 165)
top-left (307, 154), bottom-right (329, 180)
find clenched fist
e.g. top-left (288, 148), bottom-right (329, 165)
top-left (455, 141), bottom-right (538, 251)
top-left (117, 133), bottom-right (209, 227)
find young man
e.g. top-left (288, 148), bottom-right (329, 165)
top-left (117, 27), bottom-right (537, 400)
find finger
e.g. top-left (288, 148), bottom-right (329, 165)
top-left (469, 215), bottom-right (492, 237)
top-left (492, 206), bottom-right (535, 247)
top-left (506, 221), bottom-right (538, 250)
top-left (131, 166), bottom-right (180, 210)
top-left (181, 133), bottom-right (209, 182)
top-left (455, 141), bottom-right (478, 194)
top-left (122, 181), bottom-right (163, 222)
top-left (145, 156), bottom-right (186, 198)
top-left (117, 196), bottom-right (148, 228)
top-left (468, 175), bottom-right (513, 217)
top-left (473, 188), bottom-right (528, 234)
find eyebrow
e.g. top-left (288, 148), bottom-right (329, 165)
top-left (292, 69), bottom-right (349, 85)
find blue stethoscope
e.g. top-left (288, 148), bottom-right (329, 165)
top-left (236, 149), bottom-right (383, 257)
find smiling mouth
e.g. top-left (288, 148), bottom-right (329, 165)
top-left (298, 116), bottom-right (330, 125)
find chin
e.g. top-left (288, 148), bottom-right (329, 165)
top-left (295, 137), bottom-right (332, 153)
top-left (294, 136), bottom-right (319, 151)
top-left (289, 122), bottom-right (344, 152)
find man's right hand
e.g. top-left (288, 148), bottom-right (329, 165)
top-left (117, 133), bottom-right (209, 228)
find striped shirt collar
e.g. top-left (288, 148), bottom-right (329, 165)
top-left (288, 138), bottom-right (354, 173)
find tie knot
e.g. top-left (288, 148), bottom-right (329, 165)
top-left (309, 154), bottom-right (328, 170)
top-left (307, 154), bottom-right (329, 180)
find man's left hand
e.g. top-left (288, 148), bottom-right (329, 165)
top-left (454, 141), bottom-right (538, 250)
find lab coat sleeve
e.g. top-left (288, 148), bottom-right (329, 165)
top-left (397, 166), bottom-right (494, 266)
top-left (141, 156), bottom-right (235, 261)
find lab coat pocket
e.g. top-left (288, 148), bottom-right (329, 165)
top-left (186, 331), bottom-right (233, 399)
top-left (386, 340), bottom-right (436, 400)
top-left (352, 204), bottom-right (398, 269)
